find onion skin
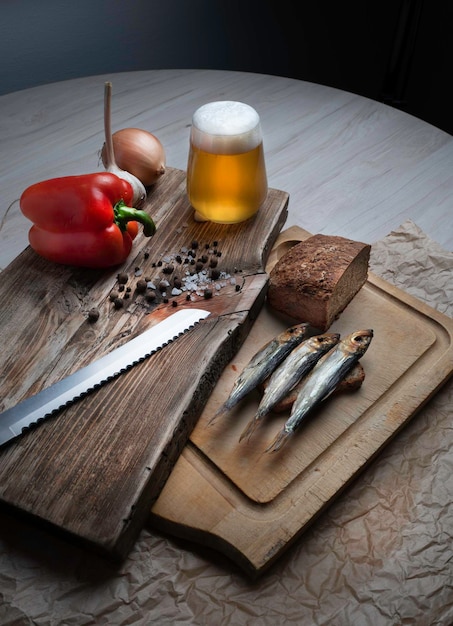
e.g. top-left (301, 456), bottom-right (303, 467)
top-left (102, 128), bottom-right (166, 187)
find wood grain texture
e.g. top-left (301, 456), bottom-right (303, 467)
top-left (150, 227), bottom-right (453, 576)
top-left (0, 168), bottom-right (288, 559)
top-left (0, 70), bottom-right (452, 274)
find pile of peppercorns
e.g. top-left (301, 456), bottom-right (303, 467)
top-left (108, 239), bottom-right (242, 313)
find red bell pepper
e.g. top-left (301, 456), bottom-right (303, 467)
top-left (20, 172), bottom-right (156, 268)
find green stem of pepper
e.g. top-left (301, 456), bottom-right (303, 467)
top-left (114, 200), bottom-right (156, 237)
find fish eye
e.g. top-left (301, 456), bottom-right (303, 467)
top-left (352, 330), bottom-right (372, 344)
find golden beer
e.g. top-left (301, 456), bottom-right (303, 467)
top-left (187, 101), bottom-right (268, 223)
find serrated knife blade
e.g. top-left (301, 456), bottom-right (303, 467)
top-left (0, 307), bottom-right (210, 448)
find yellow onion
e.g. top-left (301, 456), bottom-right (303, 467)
top-left (102, 127), bottom-right (166, 187)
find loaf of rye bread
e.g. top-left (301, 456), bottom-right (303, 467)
top-left (267, 234), bottom-right (371, 331)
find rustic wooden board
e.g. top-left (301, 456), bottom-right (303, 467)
top-left (0, 167), bottom-right (288, 559)
top-left (150, 226), bottom-right (453, 577)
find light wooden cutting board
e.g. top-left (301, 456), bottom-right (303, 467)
top-left (150, 226), bottom-right (453, 577)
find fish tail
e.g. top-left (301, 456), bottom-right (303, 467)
top-left (206, 403), bottom-right (229, 426)
top-left (265, 428), bottom-right (292, 453)
top-left (239, 416), bottom-right (261, 442)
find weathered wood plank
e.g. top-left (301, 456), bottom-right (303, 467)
top-left (0, 168), bottom-right (288, 559)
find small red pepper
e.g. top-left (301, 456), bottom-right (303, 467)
top-left (20, 172), bottom-right (156, 268)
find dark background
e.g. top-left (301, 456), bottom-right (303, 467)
top-left (2, 0), bottom-right (452, 135)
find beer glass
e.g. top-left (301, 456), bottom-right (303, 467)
top-left (186, 101), bottom-right (268, 223)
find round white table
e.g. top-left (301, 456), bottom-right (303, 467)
top-left (1, 68), bottom-right (452, 273)
top-left (1, 70), bottom-right (453, 626)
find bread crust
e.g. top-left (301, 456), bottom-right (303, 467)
top-left (268, 234), bottom-right (371, 331)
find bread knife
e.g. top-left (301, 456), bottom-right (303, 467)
top-left (0, 307), bottom-right (210, 448)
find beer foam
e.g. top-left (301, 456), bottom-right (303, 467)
top-left (191, 101), bottom-right (262, 154)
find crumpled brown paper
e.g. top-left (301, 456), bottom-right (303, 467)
top-left (1, 220), bottom-right (453, 626)
top-left (370, 220), bottom-right (453, 318)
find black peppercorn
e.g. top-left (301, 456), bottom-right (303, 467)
top-left (109, 291), bottom-right (119, 302)
top-left (88, 308), bottom-right (100, 323)
top-left (136, 279), bottom-right (147, 293)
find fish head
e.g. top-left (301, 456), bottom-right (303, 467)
top-left (309, 332), bottom-right (341, 352)
top-left (280, 322), bottom-right (311, 343)
top-left (344, 329), bottom-right (374, 357)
